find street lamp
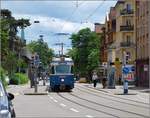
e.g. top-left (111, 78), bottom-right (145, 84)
top-left (34, 21), bottom-right (40, 23)
top-left (39, 35), bottom-right (43, 39)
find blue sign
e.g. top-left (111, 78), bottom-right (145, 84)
top-left (123, 67), bottom-right (129, 74)
top-left (122, 65), bottom-right (135, 74)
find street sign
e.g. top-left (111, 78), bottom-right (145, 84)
top-left (123, 67), bottom-right (129, 74)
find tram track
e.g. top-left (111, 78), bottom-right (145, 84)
top-left (77, 84), bottom-right (149, 105)
top-left (57, 92), bottom-right (120, 118)
top-left (68, 92), bottom-right (149, 118)
top-left (57, 91), bottom-right (149, 118)
top-left (75, 86), bottom-right (149, 109)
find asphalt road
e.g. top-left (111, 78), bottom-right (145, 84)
top-left (7, 82), bottom-right (150, 118)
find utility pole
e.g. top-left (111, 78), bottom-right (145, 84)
top-left (122, 50), bottom-right (129, 94)
top-left (18, 26), bottom-right (25, 73)
top-left (55, 42), bottom-right (65, 57)
top-left (58, 50), bottom-right (61, 57)
top-left (76, 0), bottom-right (78, 8)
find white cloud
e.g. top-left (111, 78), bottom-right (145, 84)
top-left (14, 13), bottom-right (94, 34)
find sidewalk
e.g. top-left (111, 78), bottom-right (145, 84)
top-left (85, 83), bottom-right (150, 94)
top-left (7, 81), bottom-right (48, 96)
top-left (83, 83), bottom-right (150, 103)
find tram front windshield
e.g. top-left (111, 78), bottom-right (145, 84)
top-left (55, 65), bottom-right (70, 74)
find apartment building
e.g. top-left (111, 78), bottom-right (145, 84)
top-left (115, 0), bottom-right (136, 66)
top-left (105, 7), bottom-right (116, 64)
top-left (94, 23), bottom-right (106, 65)
top-left (136, 0), bottom-right (150, 87)
top-left (94, 23), bottom-right (104, 34)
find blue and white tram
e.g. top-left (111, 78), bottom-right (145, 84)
top-left (49, 57), bottom-right (74, 91)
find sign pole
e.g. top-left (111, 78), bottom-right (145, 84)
top-left (123, 51), bottom-right (128, 94)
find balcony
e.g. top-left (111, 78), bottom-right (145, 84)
top-left (120, 9), bottom-right (134, 15)
top-left (120, 25), bottom-right (134, 31)
top-left (120, 41), bottom-right (135, 48)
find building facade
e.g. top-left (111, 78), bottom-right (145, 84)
top-left (106, 7), bottom-right (116, 64)
top-left (94, 23), bottom-right (106, 65)
top-left (110, 0), bottom-right (136, 82)
top-left (94, 23), bottom-right (104, 34)
top-left (115, 0), bottom-right (136, 65)
top-left (136, 0), bottom-right (150, 87)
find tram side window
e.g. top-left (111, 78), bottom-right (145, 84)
top-left (71, 66), bottom-right (73, 73)
top-left (51, 66), bottom-right (55, 74)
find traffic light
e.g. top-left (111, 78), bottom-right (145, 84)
top-left (126, 52), bottom-right (130, 64)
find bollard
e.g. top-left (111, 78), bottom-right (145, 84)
top-left (123, 79), bottom-right (128, 94)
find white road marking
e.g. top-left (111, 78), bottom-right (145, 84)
top-left (70, 108), bottom-right (79, 113)
top-left (53, 99), bottom-right (58, 103)
top-left (85, 115), bottom-right (94, 118)
top-left (60, 103), bottom-right (66, 107)
top-left (48, 95), bottom-right (54, 99)
top-left (49, 96), bottom-right (53, 99)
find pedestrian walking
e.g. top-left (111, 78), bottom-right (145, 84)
top-left (102, 77), bottom-right (107, 88)
top-left (118, 74), bottom-right (122, 85)
top-left (92, 71), bottom-right (98, 88)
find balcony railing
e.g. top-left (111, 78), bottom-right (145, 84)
top-left (120, 9), bottom-right (134, 15)
top-left (120, 41), bottom-right (135, 47)
top-left (120, 25), bottom-right (134, 31)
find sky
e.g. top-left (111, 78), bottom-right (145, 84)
top-left (1, 0), bottom-right (117, 54)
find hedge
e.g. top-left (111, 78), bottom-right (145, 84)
top-left (10, 73), bottom-right (29, 85)
top-left (0, 67), bottom-right (7, 86)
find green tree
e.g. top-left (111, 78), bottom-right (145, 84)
top-left (27, 39), bottom-right (54, 67)
top-left (1, 9), bottom-right (31, 76)
top-left (69, 28), bottom-right (101, 80)
top-left (1, 51), bottom-right (18, 76)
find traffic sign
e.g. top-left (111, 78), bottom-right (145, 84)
top-left (123, 67), bottom-right (129, 74)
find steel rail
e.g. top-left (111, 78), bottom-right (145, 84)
top-left (75, 86), bottom-right (149, 109)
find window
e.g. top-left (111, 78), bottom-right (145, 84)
top-left (147, 33), bottom-right (149, 39)
top-left (51, 66), bottom-right (55, 74)
top-left (126, 35), bottom-right (131, 43)
top-left (71, 66), bottom-right (73, 74)
top-left (55, 65), bottom-right (70, 74)
top-left (126, 4), bottom-right (132, 11)
top-left (126, 19), bottom-right (131, 26)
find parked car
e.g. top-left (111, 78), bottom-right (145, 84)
top-left (0, 80), bottom-right (16, 118)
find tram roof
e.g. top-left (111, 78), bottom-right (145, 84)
top-left (52, 57), bottom-right (73, 62)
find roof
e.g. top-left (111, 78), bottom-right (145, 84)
top-left (21, 47), bottom-right (32, 60)
top-left (52, 57), bottom-right (73, 62)
top-left (94, 23), bottom-right (101, 25)
top-left (115, 0), bottom-right (125, 8)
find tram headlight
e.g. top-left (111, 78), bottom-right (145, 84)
top-left (61, 79), bottom-right (64, 82)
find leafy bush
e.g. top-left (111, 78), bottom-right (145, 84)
top-left (0, 67), bottom-right (7, 86)
top-left (9, 73), bottom-right (29, 85)
top-left (9, 74), bottom-right (20, 85)
top-left (15, 73), bottom-right (29, 84)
